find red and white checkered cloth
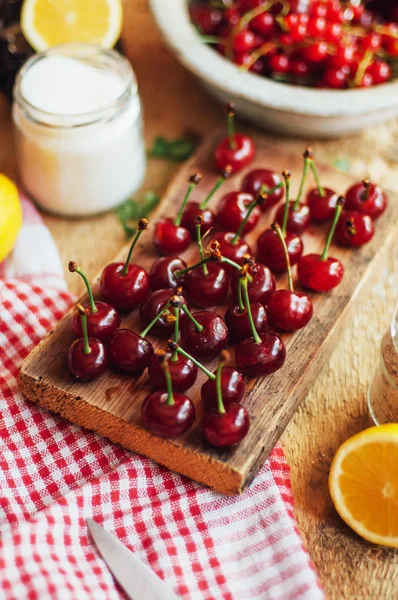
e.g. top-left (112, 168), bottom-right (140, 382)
top-left (0, 195), bottom-right (324, 600)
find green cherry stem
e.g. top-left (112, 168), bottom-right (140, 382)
top-left (272, 222), bottom-right (293, 292)
top-left (259, 181), bottom-right (283, 195)
top-left (170, 301), bottom-right (181, 363)
top-left (181, 304), bottom-right (204, 333)
top-left (121, 218), bottom-right (148, 277)
top-left (241, 275), bottom-right (261, 344)
top-left (232, 193), bottom-right (265, 245)
top-left (215, 355), bottom-right (227, 415)
top-left (174, 256), bottom-right (213, 279)
top-left (199, 166), bottom-right (232, 209)
top-left (77, 304), bottom-right (91, 355)
top-left (68, 262), bottom-right (97, 314)
top-left (175, 173), bottom-right (202, 227)
top-left (321, 196), bottom-right (345, 261)
top-left (281, 170), bottom-right (291, 236)
top-left (161, 356), bottom-right (175, 406)
top-left (168, 341), bottom-right (215, 380)
top-left (226, 103), bottom-right (237, 151)
top-left (294, 152), bottom-right (310, 209)
top-left (303, 147), bottom-right (325, 198)
top-left (140, 300), bottom-right (171, 338)
top-left (195, 217), bottom-right (209, 276)
top-left (237, 276), bottom-right (245, 313)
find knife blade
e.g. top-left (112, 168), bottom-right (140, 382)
top-left (86, 518), bottom-right (180, 600)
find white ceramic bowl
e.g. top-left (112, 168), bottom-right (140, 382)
top-left (150, 0), bottom-right (398, 138)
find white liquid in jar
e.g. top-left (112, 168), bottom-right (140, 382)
top-left (13, 48), bottom-right (146, 217)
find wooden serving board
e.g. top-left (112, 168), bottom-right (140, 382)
top-left (19, 132), bottom-right (398, 495)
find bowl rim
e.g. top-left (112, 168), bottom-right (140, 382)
top-left (150, 0), bottom-right (398, 118)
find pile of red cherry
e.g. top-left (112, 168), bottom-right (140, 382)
top-left (68, 103), bottom-right (387, 450)
top-left (190, 0), bottom-right (398, 89)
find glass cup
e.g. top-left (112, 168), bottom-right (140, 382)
top-left (368, 303), bottom-right (398, 425)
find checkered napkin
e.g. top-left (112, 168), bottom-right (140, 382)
top-left (0, 195), bottom-right (323, 600)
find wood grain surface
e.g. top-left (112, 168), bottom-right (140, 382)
top-left (1, 0), bottom-right (397, 596)
top-left (19, 132), bottom-right (398, 498)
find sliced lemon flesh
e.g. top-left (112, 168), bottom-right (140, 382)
top-left (21, 0), bottom-right (123, 52)
top-left (0, 175), bottom-right (22, 263)
top-left (329, 424), bottom-right (398, 548)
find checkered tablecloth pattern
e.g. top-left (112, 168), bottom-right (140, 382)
top-left (0, 195), bottom-right (324, 600)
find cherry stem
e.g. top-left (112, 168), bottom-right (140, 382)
top-left (196, 221), bottom-right (209, 276)
top-left (175, 256), bottom-right (212, 279)
top-left (321, 198), bottom-right (344, 261)
top-left (181, 304), bottom-right (204, 333)
top-left (171, 343), bottom-right (215, 380)
top-left (199, 172), bottom-right (229, 209)
top-left (162, 359), bottom-right (175, 406)
top-left (227, 110), bottom-right (237, 151)
top-left (232, 199), bottom-right (257, 244)
top-left (175, 177), bottom-right (200, 227)
top-left (273, 223), bottom-right (293, 292)
top-left (241, 276), bottom-right (261, 344)
top-left (71, 265), bottom-right (97, 314)
top-left (170, 305), bottom-right (180, 363)
top-left (294, 157), bottom-right (310, 209)
top-left (140, 300), bottom-right (171, 338)
top-left (309, 159), bottom-right (325, 198)
top-left (78, 305), bottom-right (91, 356)
top-left (215, 359), bottom-right (226, 415)
top-left (237, 276), bottom-right (245, 313)
top-left (122, 227), bottom-right (145, 277)
top-left (260, 182), bottom-right (283, 195)
top-left (281, 173), bottom-right (290, 236)
top-left (361, 179), bottom-right (370, 201)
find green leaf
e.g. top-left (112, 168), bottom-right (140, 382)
top-left (115, 191), bottom-right (160, 239)
top-left (148, 135), bottom-right (199, 162)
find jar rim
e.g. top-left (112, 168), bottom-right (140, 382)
top-left (13, 43), bottom-right (136, 129)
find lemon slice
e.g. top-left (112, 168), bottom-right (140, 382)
top-left (0, 175), bottom-right (22, 263)
top-left (329, 424), bottom-right (398, 548)
top-left (21, 0), bottom-right (123, 52)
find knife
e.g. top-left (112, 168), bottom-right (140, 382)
top-left (86, 518), bottom-right (180, 600)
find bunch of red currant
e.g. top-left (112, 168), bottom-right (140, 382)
top-left (190, 0), bottom-right (398, 88)
top-left (67, 103), bottom-right (387, 449)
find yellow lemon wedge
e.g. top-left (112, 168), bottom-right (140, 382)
top-left (329, 424), bottom-right (398, 548)
top-left (0, 175), bottom-right (22, 263)
top-left (21, 0), bottom-right (123, 52)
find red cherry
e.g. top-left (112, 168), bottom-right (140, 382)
top-left (68, 305), bottom-right (109, 381)
top-left (68, 338), bottom-right (108, 381)
top-left (217, 191), bottom-right (259, 234)
top-left (142, 391), bottom-right (196, 438)
top-left (100, 219), bottom-right (150, 311)
top-left (225, 302), bottom-right (268, 341)
top-left (249, 12), bottom-right (275, 36)
top-left (69, 262), bottom-right (120, 343)
top-left (269, 52), bottom-right (290, 73)
top-left (201, 366), bottom-right (245, 410)
top-left (230, 261), bottom-right (276, 306)
top-left (203, 403), bottom-right (250, 448)
top-left (361, 32), bottom-right (382, 52)
top-left (153, 218), bottom-right (191, 256)
top-left (275, 201), bottom-right (310, 234)
top-left (234, 51), bottom-right (265, 75)
top-left (180, 308), bottom-right (228, 360)
top-left (184, 262), bottom-right (229, 308)
top-left (289, 58), bottom-right (310, 79)
top-left (140, 289), bottom-right (186, 337)
top-left (149, 256), bottom-right (187, 291)
top-left (154, 174), bottom-right (201, 256)
top-left (301, 41), bottom-right (328, 63)
top-left (335, 210), bottom-right (375, 247)
top-left (148, 353), bottom-right (198, 392)
top-left (367, 60), bottom-right (391, 85)
top-left (233, 28), bottom-right (263, 53)
top-left (257, 228), bottom-right (303, 272)
top-left (298, 254), bottom-right (344, 292)
top-left (235, 332), bottom-right (286, 377)
top-left (211, 231), bottom-right (252, 273)
top-left (307, 187), bottom-right (339, 223)
top-left (345, 179), bottom-right (387, 219)
top-left (328, 45), bottom-right (357, 71)
top-left (323, 67), bottom-right (348, 88)
top-left (214, 103), bottom-right (255, 173)
top-left (71, 301), bottom-right (120, 344)
top-left (189, 3), bottom-right (222, 34)
top-left (241, 169), bottom-right (284, 209)
top-left (110, 329), bottom-right (154, 374)
top-left (266, 223), bottom-right (312, 331)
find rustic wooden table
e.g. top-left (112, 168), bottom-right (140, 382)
top-left (1, 1), bottom-right (398, 597)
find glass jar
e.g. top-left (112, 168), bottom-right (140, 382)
top-left (368, 303), bottom-right (398, 425)
top-left (12, 44), bottom-right (146, 217)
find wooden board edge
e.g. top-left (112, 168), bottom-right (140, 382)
top-left (19, 370), bottom-right (245, 495)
